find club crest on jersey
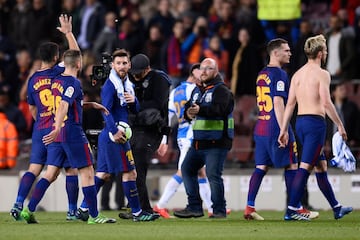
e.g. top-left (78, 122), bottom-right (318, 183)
top-left (205, 92), bottom-right (212, 102)
top-left (277, 81), bottom-right (285, 91)
top-left (193, 93), bottom-right (199, 102)
top-left (64, 86), bottom-right (75, 98)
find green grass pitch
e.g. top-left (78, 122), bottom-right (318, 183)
top-left (1, 210), bottom-right (358, 240)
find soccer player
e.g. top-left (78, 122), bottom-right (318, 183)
top-left (40, 49), bottom-right (114, 224)
top-left (153, 63), bottom-right (213, 218)
top-left (10, 14), bottom-right (79, 221)
top-left (76, 49), bottom-right (159, 222)
top-left (244, 38), bottom-right (318, 221)
top-left (278, 34), bottom-right (353, 221)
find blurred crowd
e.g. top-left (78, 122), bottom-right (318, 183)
top-left (1, 0), bottom-right (360, 167)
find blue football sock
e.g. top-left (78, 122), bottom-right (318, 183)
top-left (80, 176), bottom-right (104, 209)
top-left (28, 178), bottom-right (50, 212)
top-left (247, 168), bottom-right (266, 207)
top-left (315, 172), bottom-right (339, 208)
top-left (288, 168), bottom-right (310, 209)
top-left (284, 169), bottom-right (297, 205)
top-left (198, 178), bottom-right (207, 184)
top-left (66, 175), bottom-right (79, 212)
top-left (16, 172), bottom-right (36, 206)
top-left (173, 174), bottom-right (183, 184)
top-left (82, 185), bottom-right (98, 218)
top-left (123, 181), bottom-right (141, 214)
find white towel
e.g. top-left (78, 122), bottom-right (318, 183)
top-left (330, 131), bottom-right (356, 172)
top-left (109, 68), bottom-right (135, 106)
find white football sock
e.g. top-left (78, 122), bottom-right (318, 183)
top-left (199, 178), bottom-right (213, 213)
top-left (157, 175), bottom-right (182, 209)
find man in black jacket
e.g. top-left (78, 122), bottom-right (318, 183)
top-left (174, 58), bottom-right (234, 218)
top-left (128, 53), bottom-right (170, 214)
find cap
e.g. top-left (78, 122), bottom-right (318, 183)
top-left (130, 54), bottom-right (150, 74)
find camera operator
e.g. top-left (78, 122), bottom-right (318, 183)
top-left (77, 49), bottom-right (160, 222)
top-left (129, 53), bottom-right (171, 214)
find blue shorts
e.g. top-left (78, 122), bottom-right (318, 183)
top-left (96, 130), bottom-right (136, 174)
top-left (46, 142), bottom-right (71, 168)
top-left (254, 130), bottom-right (298, 168)
top-left (60, 133), bottom-right (94, 169)
top-left (29, 128), bottom-right (51, 165)
top-left (295, 115), bottom-right (326, 166)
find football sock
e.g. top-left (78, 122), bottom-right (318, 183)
top-left (80, 176), bottom-right (104, 209)
top-left (82, 185), bottom-right (98, 218)
top-left (66, 175), bottom-right (79, 212)
top-left (157, 174), bottom-right (182, 209)
top-left (16, 171), bottom-right (36, 206)
top-left (288, 168), bottom-right (310, 209)
top-left (199, 178), bottom-right (212, 212)
top-left (94, 176), bottom-right (105, 192)
top-left (123, 180), bottom-right (141, 214)
top-left (315, 172), bottom-right (339, 208)
top-left (28, 178), bottom-right (50, 212)
top-left (284, 169), bottom-right (297, 205)
top-left (247, 168), bottom-right (266, 207)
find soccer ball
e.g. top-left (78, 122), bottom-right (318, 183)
top-left (108, 121), bottom-right (132, 142)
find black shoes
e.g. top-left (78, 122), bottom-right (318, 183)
top-left (173, 208), bottom-right (204, 218)
top-left (209, 213), bottom-right (226, 219)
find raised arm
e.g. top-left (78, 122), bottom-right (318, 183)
top-left (57, 14), bottom-right (80, 51)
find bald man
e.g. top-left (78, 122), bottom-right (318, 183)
top-left (174, 58), bottom-right (234, 219)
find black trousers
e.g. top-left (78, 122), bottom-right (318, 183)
top-left (130, 128), bottom-right (161, 212)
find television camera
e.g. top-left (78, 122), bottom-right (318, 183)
top-left (90, 53), bottom-right (112, 86)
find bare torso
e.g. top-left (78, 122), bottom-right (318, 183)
top-left (291, 62), bottom-right (330, 117)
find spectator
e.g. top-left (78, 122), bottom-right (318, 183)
top-left (291, 19), bottom-right (314, 75)
top-left (181, 16), bottom-right (210, 69)
top-left (0, 23), bottom-right (16, 72)
top-left (209, 0), bottom-right (238, 55)
top-left (0, 106), bottom-right (18, 169)
top-left (5, 47), bottom-right (32, 103)
top-left (143, 24), bottom-right (164, 70)
top-left (202, 35), bottom-right (229, 85)
top-left (7, 0), bottom-right (32, 49)
top-left (327, 81), bottom-right (360, 152)
top-left (171, 0), bottom-right (191, 19)
top-left (161, 19), bottom-right (187, 88)
top-left (147, 0), bottom-right (175, 39)
top-left (230, 28), bottom-right (264, 97)
top-left (0, 68), bottom-right (11, 95)
top-left (77, 0), bottom-right (105, 51)
top-left (331, 0), bottom-right (360, 26)
top-left (355, 7), bottom-right (360, 78)
top-left (235, 0), bottom-right (266, 47)
top-left (27, 0), bottom-right (57, 57)
top-left (0, 90), bottom-right (26, 139)
top-left (0, 0), bottom-right (12, 36)
top-left (117, 18), bottom-right (143, 56)
top-left (93, 11), bottom-right (118, 62)
top-left (324, 15), bottom-right (357, 81)
top-left (61, 0), bottom-right (81, 38)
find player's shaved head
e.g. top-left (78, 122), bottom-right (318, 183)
top-left (63, 49), bottom-right (81, 68)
